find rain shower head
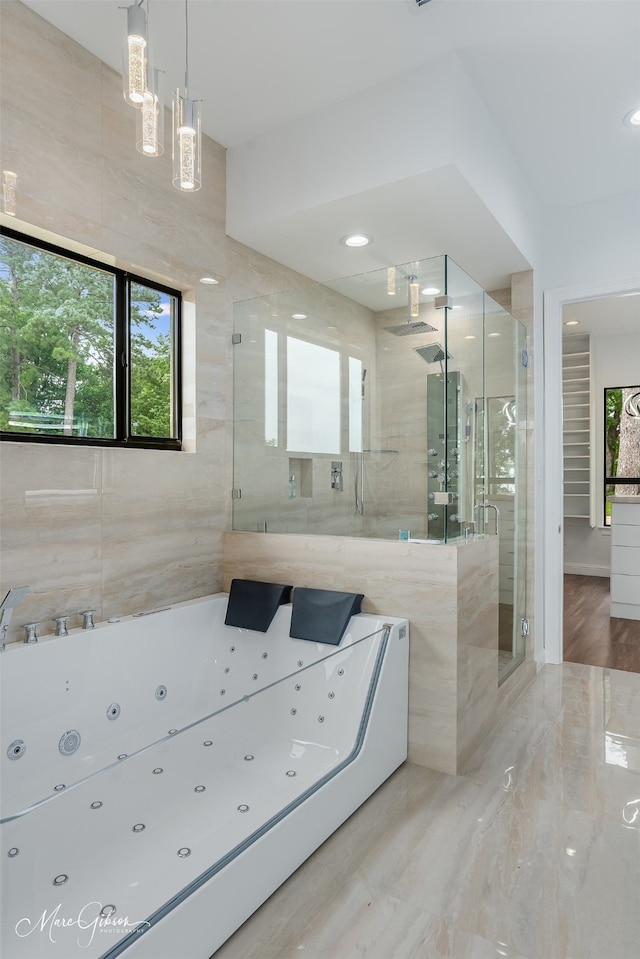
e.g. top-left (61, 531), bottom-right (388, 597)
top-left (414, 343), bottom-right (452, 363)
top-left (384, 320), bottom-right (438, 336)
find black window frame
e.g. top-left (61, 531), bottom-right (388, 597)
top-left (603, 384), bottom-right (640, 525)
top-left (0, 225), bottom-right (182, 451)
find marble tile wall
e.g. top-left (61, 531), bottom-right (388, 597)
top-left (0, 1), bottom-right (327, 642)
top-left (223, 530), bottom-right (499, 774)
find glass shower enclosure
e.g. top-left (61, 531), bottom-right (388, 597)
top-left (232, 254), bottom-right (528, 681)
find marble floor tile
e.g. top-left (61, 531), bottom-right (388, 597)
top-left (210, 662), bottom-right (640, 959)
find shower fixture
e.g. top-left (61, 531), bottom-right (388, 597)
top-left (414, 343), bottom-right (452, 364)
top-left (384, 319), bottom-right (437, 336)
top-left (383, 273), bottom-right (438, 336)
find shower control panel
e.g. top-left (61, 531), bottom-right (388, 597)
top-left (331, 461), bottom-right (343, 491)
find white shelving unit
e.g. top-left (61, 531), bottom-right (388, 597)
top-left (562, 333), bottom-right (591, 520)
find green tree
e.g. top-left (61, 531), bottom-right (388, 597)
top-left (130, 331), bottom-right (172, 437)
top-left (0, 236), bottom-right (168, 438)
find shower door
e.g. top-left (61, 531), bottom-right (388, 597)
top-left (483, 300), bottom-right (528, 681)
top-left (443, 258), bottom-right (528, 682)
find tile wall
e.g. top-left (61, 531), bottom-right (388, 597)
top-left (0, 1), bottom-right (331, 641)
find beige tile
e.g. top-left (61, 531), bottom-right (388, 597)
top-left (0, 444), bottom-right (103, 641)
top-left (100, 449), bottom-right (221, 616)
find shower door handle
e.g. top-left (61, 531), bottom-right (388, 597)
top-left (484, 503), bottom-right (500, 537)
top-left (474, 502), bottom-right (500, 536)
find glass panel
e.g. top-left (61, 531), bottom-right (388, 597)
top-left (129, 282), bottom-right (177, 438)
top-left (265, 329), bottom-right (278, 447)
top-left (482, 290), bottom-right (527, 683)
top-left (330, 255), bottom-right (447, 541)
top-left (231, 256), bottom-right (529, 682)
top-left (0, 233), bottom-right (115, 437)
top-left (440, 257), bottom-right (485, 543)
top-left (348, 356), bottom-right (363, 453)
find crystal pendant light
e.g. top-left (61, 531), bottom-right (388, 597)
top-left (408, 275), bottom-right (420, 318)
top-left (173, 0), bottom-right (201, 192)
top-left (136, 66), bottom-right (164, 156)
top-left (386, 266), bottom-right (396, 296)
top-left (123, 1), bottom-right (148, 107)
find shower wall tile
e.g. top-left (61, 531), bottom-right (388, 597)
top-left (456, 537), bottom-right (499, 767)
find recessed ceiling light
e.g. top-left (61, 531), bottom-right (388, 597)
top-left (488, 331), bottom-right (501, 338)
top-left (341, 233), bottom-right (372, 247)
top-left (564, 319), bottom-right (580, 326)
top-left (199, 276), bottom-right (219, 285)
top-left (291, 313), bottom-right (307, 320)
top-left (623, 106), bottom-right (640, 127)
top-left (421, 286), bottom-right (440, 295)
top-left (451, 304), bottom-right (463, 310)
top-left (464, 335), bottom-right (476, 340)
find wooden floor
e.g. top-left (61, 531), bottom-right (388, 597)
top-left (563, 574), bottom-right (640, 672)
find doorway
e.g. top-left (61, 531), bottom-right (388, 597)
top-left (542, 282), bottom-right (640, 667)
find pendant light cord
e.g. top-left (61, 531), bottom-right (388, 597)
top-left (184, 0), bottom-right (189, 98)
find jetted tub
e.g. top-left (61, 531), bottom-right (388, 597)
top-left (0, 592), bottom-right (409, 959)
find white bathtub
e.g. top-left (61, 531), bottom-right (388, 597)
top-left (1, 592), bottom-right (408, 959)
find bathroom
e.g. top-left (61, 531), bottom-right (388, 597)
top-left (3, 1), bottom-right (640, 956)
top-left (0, 0), bottom-right (536, 734)
top-left (0, 8), bottom-right (536, 953)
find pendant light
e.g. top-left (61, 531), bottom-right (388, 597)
top-left (123, 1), bottom-right (148, 106)
top-left (135, 2), bottom-right (164, 156)
top-left (136, 66), bottom-right (164, 156)
top-left (408, 275), bottom-right (420, 318)
top-left (173, 0), bottom-right (201, 192)
top-left (386, 266), bottom-right (396, 296)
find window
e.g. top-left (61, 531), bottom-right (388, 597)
top-left (603, 385), bottom-right (640, 524)
top-left (286, 336), bottom-right (340, 454)
top-left (486, 396), bottom-right (516, 495)
top-left (0, 226), bottom-right (181, 449)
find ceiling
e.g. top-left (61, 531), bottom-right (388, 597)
top-left (21, 0), bottom-right (640, 298)
top-left (563, 294), bottom-right (640, 338)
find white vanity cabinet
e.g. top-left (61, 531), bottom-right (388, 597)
top-left (609, 497), bottom-right (640, 620)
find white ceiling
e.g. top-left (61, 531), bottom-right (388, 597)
top-left (20, 0), bottom-right (640, 298)
top-left (563, 294), bottom-right (640, 337)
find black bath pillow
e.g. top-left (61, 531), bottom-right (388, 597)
top-left (289, 588), bottom-right (364, 646)
top-left (224, 579), bottom-right (292, 632)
